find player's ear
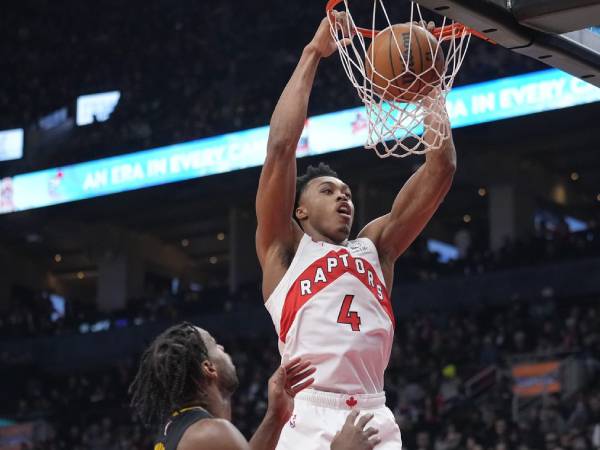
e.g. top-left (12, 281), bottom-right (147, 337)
top-left (295, 205), bottom-right (308, 221)
top-left (201, 360), bottom-right (218, 381)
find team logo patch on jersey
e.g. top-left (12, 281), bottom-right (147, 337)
top-left (348, 241), bottom-right (369, 254)
top-left (289, 414), bottom-right (297, 428)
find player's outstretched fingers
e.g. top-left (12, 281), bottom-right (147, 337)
top-left (286, 362), bottom-right (313, 381)
top-left (288, 366), bottom-right (317, 386)
top-left (332, 411), bottom-right (381, 450)
top-left (286, 360), bottom-right (313, 378)
top-left (290, 377), bottom-right (315, 395)
top-left (284, 357), bottom-right (303, 371)
top-left (356, 412), bottom-right (375, 430)
top-left (345, 409), bottom-right (360, 425)
top-left (363, 427), bottom-right (378, 438)
top-left (368, 436), bottom-right (382, 448)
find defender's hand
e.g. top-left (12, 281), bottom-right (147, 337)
top-left (266, 357), bottom-right (316, 423)
top-left (331, 410), bottom-right (381, 450)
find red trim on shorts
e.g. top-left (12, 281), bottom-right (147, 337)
top-left (279, 249), bottom-right (394, 343)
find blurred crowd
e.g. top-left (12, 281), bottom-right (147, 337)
top-left (1, 223), bottom-right (599, 339)
top-left (2, 294), bottom-right (599, 449)
top-left (385, 297), bottom-right (600, 450)
top-left (0, 0), bottom-right (545, 175)
top-left (397, 224), bottom-right (600, 283)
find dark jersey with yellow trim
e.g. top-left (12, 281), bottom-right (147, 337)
top-left (154, 407), bottom-right (212, 450)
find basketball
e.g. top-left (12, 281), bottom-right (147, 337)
top-left (365, 23), bottom-right (445, 102)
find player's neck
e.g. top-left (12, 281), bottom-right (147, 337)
top-left (304, 227), bottom-right (349, 246)
top-left (302, 220), bottom-right (348, 246)
top-left (202, 386), bottom-right (233, 420)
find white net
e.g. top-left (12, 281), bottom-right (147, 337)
top-left (327, 1), bottom-right (471, 158)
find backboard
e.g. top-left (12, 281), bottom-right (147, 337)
top-left (412, 0), bottom-right (600, 86)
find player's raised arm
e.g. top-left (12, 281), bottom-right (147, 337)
top-left (255, 14), bottom-right (351, 268)
top-left (359, 96), bottom-right (456, 280)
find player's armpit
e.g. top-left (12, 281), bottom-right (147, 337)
top-left (177, 418), bottom-right (250, 450)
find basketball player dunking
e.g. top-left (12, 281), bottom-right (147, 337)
top-left (256, 13), bottom-right (456, 450)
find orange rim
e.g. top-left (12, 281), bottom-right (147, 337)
top-left (326, 0), bottom-right (496, 44)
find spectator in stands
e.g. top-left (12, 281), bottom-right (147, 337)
top-left (416, 430), bottom-right (434, 450)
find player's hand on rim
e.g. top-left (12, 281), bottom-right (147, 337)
top-left (411, 20), bottom-right (436, 32)
top-left (331, 410), bottom-right (381, 450)
top-left (266, 357), bottom-right (316, 423)
top-left (310, 12), bottom-right (354, 59)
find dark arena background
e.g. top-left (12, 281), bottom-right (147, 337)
top-left (1, 0), bottom-right (600, 449)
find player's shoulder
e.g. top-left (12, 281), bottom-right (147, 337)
top-left (177, 418), bottom-right (248, 450)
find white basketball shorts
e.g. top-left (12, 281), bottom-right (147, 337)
top-left (275, 389), bottom-right (402, 449)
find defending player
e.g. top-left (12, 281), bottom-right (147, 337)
top-left (255, 13), bottom-right (456, 450)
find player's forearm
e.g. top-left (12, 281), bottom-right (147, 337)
top-left (425, 136), bottom-right (456, 173)
top-left (248, 411), bottom-right (286, 450)
top-left (423, 106), bottom-right (456, 172)
top-left (267, 45), bottom-right (321, 155)
top-left (421, 134), bottom-right (456, 211)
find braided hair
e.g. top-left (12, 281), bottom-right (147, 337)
top-left (295, 162), bottom-right (339, 220)
top-left (129, 322), bottom-right (209, 427)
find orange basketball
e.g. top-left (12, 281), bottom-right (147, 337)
top-left (365, 23), bottom-right (445, 102)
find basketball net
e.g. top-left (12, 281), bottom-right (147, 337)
top-left (327, 1), bottom-right (471, 157)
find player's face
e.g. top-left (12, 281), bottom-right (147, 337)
top-left (197, 328), bottom-right (239, 395)
top-left (298, 176), bottom-right (354, 243)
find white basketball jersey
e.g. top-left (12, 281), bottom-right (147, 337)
top-left (265, 234), bottom-right (395, 394)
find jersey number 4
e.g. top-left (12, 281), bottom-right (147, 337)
top-left (337, 295), bottom-right (361, 331)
